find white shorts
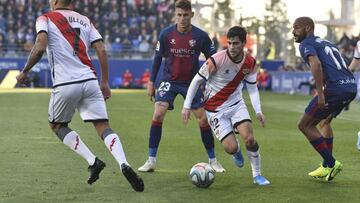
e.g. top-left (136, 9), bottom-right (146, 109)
top-left (48, 79), bottom-right (108, 123)
top-left (206, 100), bottom-right (251, 142)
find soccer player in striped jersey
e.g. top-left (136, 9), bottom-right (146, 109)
top-left (293, 17), bottom-right (357, 181)
top-left (16, 0), bottom-right (144, 192)
top-left (138, 0), bottom-right (225, 173)
top-left (182, 26), bottom-right (270, 186)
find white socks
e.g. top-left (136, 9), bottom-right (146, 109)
top-left (246, 149), bottom-right (261, 177)
top-left (103, 133), bottom-right (129, 166)
top-left (149, 156), bottom-right (156, 163)
top-left (63, 131), bottom-right (96, 165)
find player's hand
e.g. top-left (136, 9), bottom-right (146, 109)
top-left (256, 112), bottom-right (265, 128)
top-left (100, 81), bottom-right (111, 100)
top-left (16, 71), bottom-right (28, 85)
top-left (317, 92), bottom-right (327, 110)
top-left (182, 108), bottom-right (191, 124)
top-left (147, 81), bottom-right (155, 101)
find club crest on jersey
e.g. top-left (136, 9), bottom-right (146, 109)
top-left (242, 68), bottom-right (251, 74)
top-left (170, 39), bottom-right (176, 45)
top-left (189, 39), bottom-right (196, 47)
top-left (159, 91), bottom-right (166, 97)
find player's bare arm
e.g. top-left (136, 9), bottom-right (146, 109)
top-left (147, 81), bottom-right (155, 101)
top-left (308, 55), bottom-right (326, 109)
top-left (92, 40), bottom-right (111, 100)
top-left (16, 32), bottom-right (48, 84)
top-left (349, 58), bottom-right (360, 72)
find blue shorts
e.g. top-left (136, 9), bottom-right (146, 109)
top-left (155, 81), bottom-right (203, 110)
top-left (305, 91), bottom-right (356, 119)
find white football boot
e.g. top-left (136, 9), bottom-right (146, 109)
top-left (138, 159), bottom-right (156, 172)
top-left (209, 158), bottom-right (226, 173)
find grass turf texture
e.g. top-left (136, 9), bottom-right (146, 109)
top-left (0, 90), bottom-right (359, 202)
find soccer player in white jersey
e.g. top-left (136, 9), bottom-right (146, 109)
top-left (15, 0), bottom-right (144, 192)
top-left (348, 40), bottom-right (360, 150)
top-left (182, 26), bottom-right (270, 185)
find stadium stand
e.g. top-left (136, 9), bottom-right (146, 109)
top-left (0, 0), bottom-right (175, 58)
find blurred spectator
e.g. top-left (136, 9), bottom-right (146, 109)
top-left (278, 64), bottom-right (296, 72)
top-left (140, 68), bottom-right (151, 88)
top-left (122, 69), bottom-right (133, 88)
top-left (257, 68), bottom-right (271, 90)
top-left (112, 77), bottom-right (123, 88)
top-left (212, 34), bottom-right (219, 51)
top-left (298, 77), bottom-right (315, 95)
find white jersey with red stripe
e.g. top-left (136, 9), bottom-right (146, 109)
top-left (36, 9), bottom-right (102, 87)
top-left (198, 50), bottom-right (257, 112)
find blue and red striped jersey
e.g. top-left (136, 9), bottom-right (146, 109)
top-left (150, 24), bottom-right (216, 84)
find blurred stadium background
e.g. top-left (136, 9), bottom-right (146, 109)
top-left (0, 0), bottom-right (359, 93)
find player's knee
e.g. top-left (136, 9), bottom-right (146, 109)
top-left (50, 123), bottom-right (72, 141)
top-left (297, 121), bottom-right (306, 133)
top-left (49, 123), bottom-right (61, 133)
top-left (153, 113), bottom-right (165, 122)
top-left (244, 136), bottom-right (255, 147)
top-left (223, 141), bottom-right (238, 154)
top-left (197, 117), bottom-right (209, 128)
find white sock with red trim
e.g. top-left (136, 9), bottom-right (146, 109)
top-left (103, 133), bottom-right (129, 166)
top-left (62, 131), bottom-right (96, 165)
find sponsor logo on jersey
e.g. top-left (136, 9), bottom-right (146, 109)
top-left (189, 39), bottom-right (196, 47)
top-left (170, 48), bottom-right (195, 57)
top-left (170, 39), bottom-right (176, 45)
top-left (304, 47), bottom-right (309, 54)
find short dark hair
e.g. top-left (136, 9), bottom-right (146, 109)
top-left (294, 16), bottom-right (315, 30)
top-left (175, 0), bottom-right (192, 11)
top-left (227, 26), bottom-right (247, 43)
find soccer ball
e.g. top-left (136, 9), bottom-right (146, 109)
top-left (189, 163), bottom-right (215, 188)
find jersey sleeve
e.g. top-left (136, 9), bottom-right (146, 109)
top-left (154, 30), bottom-right (166, 57)
top-left (201, 34), bottom-right (216, 59)
top-left (354, 41), bottom-right (360, 59)
top-left (300, 42), bottom-right (317, 62)
top-left (36, 15), bottom-right (48, 34)
top-left (198, 58), bottom-right (217, 81)
top-left (89, 22), bottom-right (103, 44)
top-left (244, 57), bottom-right (257, 84)
top-left (244, 66), bottom-right (257, 84)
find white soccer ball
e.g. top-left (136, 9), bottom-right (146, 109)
top-left (189, 163), bottom-right (215, 188)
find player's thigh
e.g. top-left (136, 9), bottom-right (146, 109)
top-left (206, 110), bottom-right (233, 142)
top-left (303, 92), bottom-right (355, 125)
top-left (155, 81), bottom-right (178, 110)
top-left (48, 84), bottom-right (81, 123)
top-left (78, 80), bottom-right (109, 122)
top-left (231, 103), bottom-right (254, 144)
top-left (221, 133), bottom-right (238, 153)
top-left (326, 91), bottom-right (356, 117)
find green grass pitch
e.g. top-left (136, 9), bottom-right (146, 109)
top-left (0, 90), bottom-right (359, 202)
